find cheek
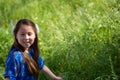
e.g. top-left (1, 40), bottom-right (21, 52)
top-left (31, 35), bottom-right (36, 40)
top-left (16, 35), bottom-right (21, 41)
top-left (16, 37), bottom-right (23, 44)
top-left (32, 34), bottom-right (36, 39)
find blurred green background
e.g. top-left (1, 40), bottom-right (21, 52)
top-left (0, 0), bottom-right (120, 80)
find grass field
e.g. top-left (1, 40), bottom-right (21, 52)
top-left (0, 0), bottom-right (120, 80)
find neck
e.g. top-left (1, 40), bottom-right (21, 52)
top-left (24, 48), bottom-right (29, 53)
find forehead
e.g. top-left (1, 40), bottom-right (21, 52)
top-left (18, 24), bottom-right (35, 33)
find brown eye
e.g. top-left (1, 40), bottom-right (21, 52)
top-left (28, 33), bottom-right (32, 36)
top-left (21, 33), bottom-right (25, 36)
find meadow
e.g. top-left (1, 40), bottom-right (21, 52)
top-left (0, 0), bottom-right (120, 80)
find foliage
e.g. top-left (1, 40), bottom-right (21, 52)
top-left (0, 0), bottom-right (120, 80)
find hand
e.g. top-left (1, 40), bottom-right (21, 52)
top-left (53, 76), bottom-right (63, 80)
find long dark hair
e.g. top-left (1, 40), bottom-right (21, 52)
top-left (10, 19), bottom-right (40, 78)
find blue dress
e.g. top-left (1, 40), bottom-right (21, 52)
top-left (4, 48), bottom-right (44, 80)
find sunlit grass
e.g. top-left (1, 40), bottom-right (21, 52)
top-left (0, 0), bottom-right (120, 80)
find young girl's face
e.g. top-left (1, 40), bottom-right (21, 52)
top-left (16, 24), bottom-right (36, 50)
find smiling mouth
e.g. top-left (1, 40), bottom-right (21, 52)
top-left (24, 43), bottom-right (31, 47)
top-left (24, 41), bottom-right (30, 45)
top-left (25, 42), bottom-right (30, 44)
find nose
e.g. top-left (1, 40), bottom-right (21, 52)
top-left (25, 34), bottom-right (29, 39)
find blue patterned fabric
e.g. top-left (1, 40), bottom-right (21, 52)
top-left (4, 48), bottom-right (44, 80)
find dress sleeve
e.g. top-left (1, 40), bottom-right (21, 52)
top-left (38, 57), bottom-right (44, 70)
top-left (4, 52), bottom-right (18, 80)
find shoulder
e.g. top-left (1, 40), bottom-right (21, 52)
top-left (7, 48), bottom-right (23, 61)
top-left (38, 57), bottom-right (44, 70)
top-left (9, 48), bottom-right (22, 56)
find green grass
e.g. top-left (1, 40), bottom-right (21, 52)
top-left (0, 0), bottom-right (120, 80)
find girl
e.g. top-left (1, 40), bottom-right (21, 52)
top-left (4, 19), bottom-right (63, 80)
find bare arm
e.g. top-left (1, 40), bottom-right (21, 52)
top-left (41, 65), bottom-right (63, 80)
